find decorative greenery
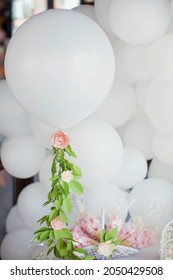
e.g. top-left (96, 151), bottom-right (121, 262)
top-left (98, 227), bottom-right (122, 257)
top-left (33, 130), bottom-right (93, 260)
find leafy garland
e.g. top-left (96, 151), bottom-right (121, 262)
top-left (33, 130), bottom-right (122, 259)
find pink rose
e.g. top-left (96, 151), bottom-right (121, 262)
top-left (51, 216), bottom-right (65, 230)
top-left (61, 170), bottom-right (73, 183)
top-left (51, 130), bottom-right (70, 149)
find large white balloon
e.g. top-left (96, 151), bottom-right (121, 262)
top-left (135, 80), bottom-right (151, 113)
top-left (147, 34), bottom-right (173, 83)
top-left (152, 132), bottom-right (173, 165)
top-left (146, 80), bottom-right (173, 133)
top-left (0, 135), bottom-right (46, 178)
top-left (128, 178), bottom-right (173, 228)
top-left (30, 116), bottom-right (57, 149)
top-left (67, 118), bottom-right (124, 187)
top-left (0, 80), bottom-right (31, 137)
top-left (0, 227), bottom-right (34, 260)
top-left (91, 80), bottom-right (136, 127)
top-left (73, 4), bottom-right (98, 23)
top-left (5, 9), bottom-right (115, 129)
top-left (108, 0), bottom-right (171, 45)
top-left (39, 154), bottom-right (55, 191)
top-left (148, 157), bottom-right (173, 185)
top-left (122, 116), bottom-right (155, 160)
top-left (112, 147), bottom-right (148, 189)
top-left (83, 183), bottom-right (128, 220)
top-left (6, 205), bottom-right (25, 233)
top-left (117, 43), bottom-right (152, 81)
top-left (17, 182), bottom-right (50, 229)
top-left (94, 0), bottom-right (114, 35)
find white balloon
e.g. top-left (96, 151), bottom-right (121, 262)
top-left (94, 0), bottom-right (114, 35)
top-left (148, 157), bottom-right (173, 185)
top-left (39, 154), bottom-right (55, 191)
top-left (83, 183), bottom-right (128, 220)
top-left (91, 80), bottom-right (136, 127)
top-left (6, 205), bottom-right (25, 233)
top-left (112, 147), bottom-right (148, 189)
top-left (128, 178), bottom-right (173, 228)
top-left (17, 182), bottom-right (50, 230)
top-left (152, 132), bottom-right (173, 165)
top-left (30, 116), bottom-right (57, 149)
top-left (147, 34), bottom-right (173, 83)
top-left (73, 4), bottom-right (98, 23)
top-left (0, 80), bottom-right (31, 137)
top-left (117, 43), bottom-right (152, 81)
top-left (67, 118), bottom-right (124, 187)
top-left (5, 9), bottom-right (115, 129)
top-left (0, 227), bottom-right (34, 260)
top-left (0, 135), bottom-right (46, 178)
top-left (123, 116), bottom-right (155, 160)
top-left (146, 80), bottom-right (173, 133)
top-left (108, 0), bottom-right (171, 45)
top-left (135, 80), bottom-right (151, 113)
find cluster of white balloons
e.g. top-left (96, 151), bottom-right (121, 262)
top-left (1, 0), bottom-right (173, 259)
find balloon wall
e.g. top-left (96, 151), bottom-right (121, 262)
top-left (1, 1), bottom-right (173, 259)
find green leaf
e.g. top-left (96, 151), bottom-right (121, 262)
top-left (55, 197), bottom-right (63, 210)
top-left (51, 158), bottom-right (57, 175)
top-left (53, 186), bottom-right (60, 200)
top-left (69, 180), bottom-right (83, 194)
top-left (39, 231), bottom-right (50, 242)
top-left (105, 227), bottom-right (118, 241)
top-left (85, 256), bottom-right (95, 260)
top-left (72, 165), bottom-right (82, 179)
top-left (113, 239), bottom-right (122, 246)
top-left (100, 229), bottom-right (107, 242)
top-left (54, 228), bottom-right (73, 240)
top-left (34, 227), bottom-right (50, 234)
top-left (61, 182), bottom-right (69, 197)
top-left (47, 246), bottom-right (54, 255)
top-left (54, 246), bottom-right (61, 258)
top-left (62, 197), bottom-right (72, 214)
top-left (56, 239), bottom-right (68, 257)
top-left (47, 238), bottom-right (54, 247)
top-left (48, 209), bottom-right (59, 222)
top-left (37, 215), bottom-right (48, 225)
top-left (65, 145), bottom-right (76, 158)
top-left (60, 209), bottom-right (69, 224)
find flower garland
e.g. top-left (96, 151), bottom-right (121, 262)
top-left (33, 130), bottom-right (93, 259)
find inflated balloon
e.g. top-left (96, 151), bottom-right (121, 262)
top-left (91, 80), bottom-right (136, 127)
top-left (39, 155), bottom-right (57, 191)
top-left (152, 132), bottom-right (173, 165)
top-left (94, 0), bottom-right (114, 35)
top-left (135, 80), bottom-right (151, 113)
top-left (112, 147), bottom-right (148, 190)
top-left (117, 43), bottom-right (152, 81)
top-left (148, 157), bottom-right (173, 185)
top-left (67, 118), bottom-right (124, 187)
top-left (147, 34), bottom-right (173, 83)
top-left (17, 182), bottom-right (50, 229)
top-left (0, 227), bottom-right (34, 260)
top-left (73, 4), bottom-right (98, 23)
top-left (83, 183), bottom-right (128, 220)
top-left (5, 9), bottom-right (115, 128)
top-left (123, 116), bottom-right (155, 160)
top-left (0, 80), bottom-right (31, 137)
top-left (108, 0), bottom-right (171, 45)
top-left (6, 205), bottom-right (25, 233)
top-left (30, 116), bottom-right (57, 149)
top-left (146, 80), bottom-right (173, 133)
top-left (0, 135), bottom-right (46, 178)
top-left (129, 178), bottom-right (173, 228)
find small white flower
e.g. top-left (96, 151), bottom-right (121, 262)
top-left (61, 170), bottom-right (73, 183)
top-left (98, 240), bottom-right (115, 257)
